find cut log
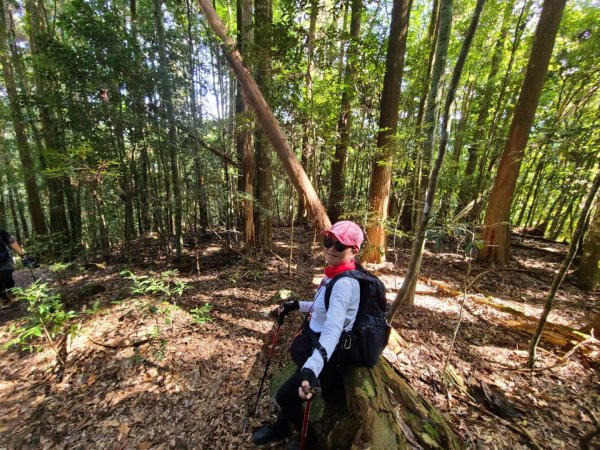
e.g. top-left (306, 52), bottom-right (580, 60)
top-left (271, 359), bottom-right (460, 449)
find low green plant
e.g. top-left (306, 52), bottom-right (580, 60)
top-left (49, 262), bottom-right (77, 289)
top-left (82, 299), bottom-right (102, 315)
top-left (4, 283), bottom-right (79, 354)
top-left (190, 303), bottom-right (213, 325)
top-left (120, 269), bottom-right (189, 298)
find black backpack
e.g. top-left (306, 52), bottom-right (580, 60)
top-left (324, 265), bottom-right (391, 367)
top-left (0, 232), bottom-right (10, 263)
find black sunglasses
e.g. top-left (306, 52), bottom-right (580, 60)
top-left (323, 236), bottom-right (350, 252)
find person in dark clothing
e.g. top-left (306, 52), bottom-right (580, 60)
top-left (0, 229), bottom-right (29, 305)
top-left (252, 221), bottom-right (364, 448)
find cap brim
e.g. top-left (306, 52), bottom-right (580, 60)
top-left (321, 230), bottom-right (358, 250)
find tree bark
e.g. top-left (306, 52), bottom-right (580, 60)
top-left (25, 0), bottom-right (71, 244)
top-left (456, 0), bottom-right (513, 214)
top-left (236, 0), bottom-right (255, 248)
top-left (413, 0), bottom-right (453, 228)
top-left (576, 194), bottom-right (600, 291)
top-left (529, 169), bottom-right (600, 367)
top-left (327, 0), bottom-right (362, 223)
top-left (154, 0), bottom-right (183, 255)
top-left (362, 0), bottom-right (412, 263)
top-left (196, 0), bottom-right (331, 231)
top-left (0, 0), bottom-right (48, 236)
top-left (401, 0), bottom-right (439, 231)
top-left (298, 0), bottom-right (319, 221)
top-left (479, 0), bottom-right (566, 266)
top-left (271, 360), bottom-right (460, 449)
top-left (390, 0), bottom-right (486, 314)
top-left (254, 0), bottom-right (274, 249)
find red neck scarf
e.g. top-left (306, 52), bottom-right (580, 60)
top-left (324, 260), bottom-right (356, 279)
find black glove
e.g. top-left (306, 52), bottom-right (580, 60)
top-left (270, 300), bottom-right (299, 320)
top-left (22, 255), bottom-right (39, 268)
top-left (281, 300), bottom-right (299, 314)
top-left (299, 368), bottom-right (320, 397)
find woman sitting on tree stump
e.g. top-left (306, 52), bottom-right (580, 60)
top-left (252, 221), bottom-right (364, 448)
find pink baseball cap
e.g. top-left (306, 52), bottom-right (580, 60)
top-left (321, 221), bottom-right (364, 250)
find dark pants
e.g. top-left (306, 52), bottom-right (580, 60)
top-left (273, 354), bottom-right (344, 446)
top-left (0, 269), bottom-right (15, 300)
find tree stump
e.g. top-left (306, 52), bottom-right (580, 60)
top-left (271, 358), bottom-right (460, 449)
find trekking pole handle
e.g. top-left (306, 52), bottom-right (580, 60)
top-left (301, 386), bottom-right (321, 396)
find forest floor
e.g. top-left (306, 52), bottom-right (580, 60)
top-left (0, 225), bottom-right (599, 450)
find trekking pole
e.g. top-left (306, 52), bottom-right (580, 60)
top-left (300, 386), bottom-right (321, 450)
top-left (251, 312), bottom-right (284, 416)
top-left (28, 265), bottom-right (36, 282)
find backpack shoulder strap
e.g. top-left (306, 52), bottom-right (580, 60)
top-left (324, 270), bottom-right (365, 310)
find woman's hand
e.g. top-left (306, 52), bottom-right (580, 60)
top-left (270, 300), bottom-right (299, 319)
top-left (298, 369), bottom-right (320, 400)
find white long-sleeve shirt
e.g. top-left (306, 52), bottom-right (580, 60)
top-left (299, 275), bottom-right (360, 376)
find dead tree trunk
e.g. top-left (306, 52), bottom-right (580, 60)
top-left (271, 358), bottom-right (460, 449)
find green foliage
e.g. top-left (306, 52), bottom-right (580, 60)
top-left (190, 304), bottom-right (213, 325)
top-left (425, 222), bottom-right (484, 257)
top-left (120, 269), bottom-right (189, 298)
top-left (4, 283), bottom-right (78, 353)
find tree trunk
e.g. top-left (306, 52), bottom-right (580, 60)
top-left (401, 0), bottom-right (439, 231)
top-left (390, 0), bottom-right (486, 313)
top-left (8, 187), bottom-right (21, 243)
top-left (362, 0), bottom-right (412, 263)
top-left (0, 0), bottom-right (48, 236)
top-left (581, 311), bottom-right (600, 336)
top-left (456, 0), bottom-right (513, 213)
top-left (413, 0), bottom-right (453, 228)
top-left (327, 0), bottom-right (362, 223)
top-left (254, 0), bottom-right (274, 249)
top-left (529, 169), bottom-right (600, 367)
top-left (576, 194), bottom-right (600, 291)
top-left (236, 0), bottom-right (255, 248)
top-left (25, 0), bottom-right (71, 244)
top-left (479, 0), bottom-right (566, 266)
top-left (154, 0), bottom-right (183, 255)
top-left (472, 0), bottom-right (533, 217)
top-left (271, 359), bottom-right (460, 449)
top-left (196, 0), bottom-right (331, 231)
top-left (298, 0), bottom-right (319, 222)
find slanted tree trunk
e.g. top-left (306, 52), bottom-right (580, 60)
top-left (529, 169), bottom-right (600, 367)
top-left (298, 0), bottom-right (319, 222)
top-left (400, 0), bottom-right (439, 232)
top-left (391, 0), bottom-right (486, 313)
top-left (196, 0), bottom-right (331, 231)
top-left (479, 0), bottom-right (567, 266)
top-left (576, 195), bottom-right (600, 291)
top-left (413, 0), bottom-right (453, 229)
top-left (456, 0), bottom-right (513, 213)
top-left (363, 0), bottom-right (412, 263)
top-left (327, 0), bottom-right (362, 223)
